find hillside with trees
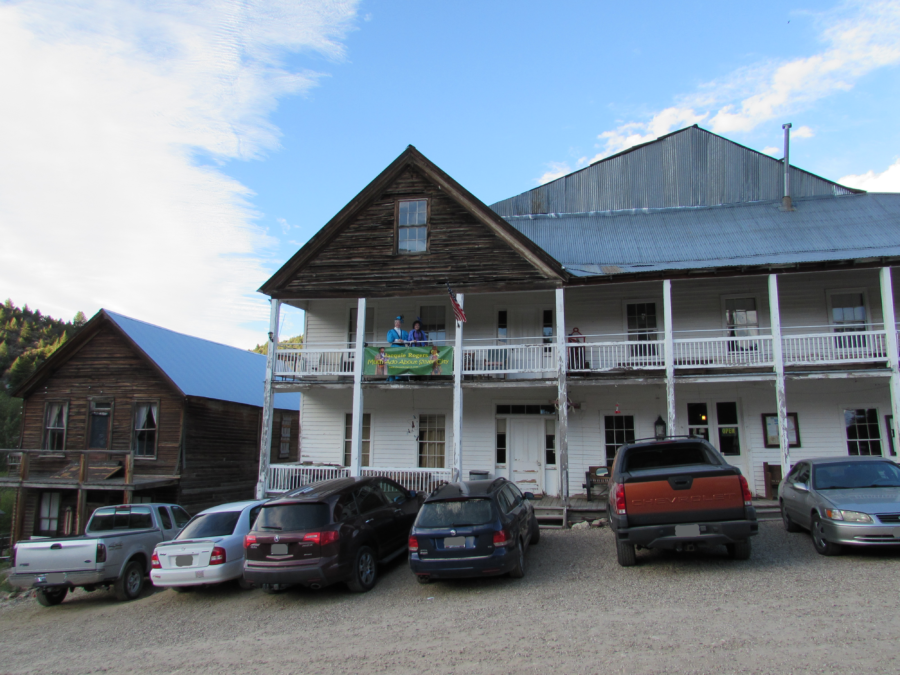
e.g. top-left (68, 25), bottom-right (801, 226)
top-left (0, 300), bottom-right (85, 449)
top-left (251, 334), bottom-right (303, 354)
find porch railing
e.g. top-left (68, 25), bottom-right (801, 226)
top-left (462, 342), bottom-right (557, 375)
top-left (276, 347), bottom-right (355, 378)
top-left (672, 335), bottom-right (773, 368)
top-left (267, 464), bottom-right (452, 494)
top-left (782, 330), bottom-right (888, 366)
top-left (567, 340), bottom-right (666, 372)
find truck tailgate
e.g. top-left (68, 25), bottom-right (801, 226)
top-left (15, 539), bottom-right (98, 574)
top-left (624, 467), bottom-right (745, 526)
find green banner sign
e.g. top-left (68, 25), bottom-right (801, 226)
top-left (364, 346), bottom-right (453, 376)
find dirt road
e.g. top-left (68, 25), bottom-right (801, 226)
top-left (1, 522), bottom-right (898, 674)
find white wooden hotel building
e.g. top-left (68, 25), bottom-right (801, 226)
top-left (255, 126), bottom-right (900, 502)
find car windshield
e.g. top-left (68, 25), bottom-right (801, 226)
top-left (255, 503), bottom-right (330, 532)
top-left (624, 443), bottom-right (712, 471)
top-left (417, 499), bottom-right (494, 528)
top-left (814, 461), bottom-right (900, 490)
top-left (176, 511), bottom-right (242, 540)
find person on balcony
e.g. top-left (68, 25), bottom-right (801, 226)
top-left (387, 316), bottom-right (408, 347)
top-left (408, 318), bottom-right (428, 347)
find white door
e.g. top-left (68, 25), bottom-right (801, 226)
top-left (507, 308), bottom-right (553, 378)
top-left (510, 418), bottom-right (543, 494)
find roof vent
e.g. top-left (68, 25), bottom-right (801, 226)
top-left (781, 123), bottom-right (794, 211)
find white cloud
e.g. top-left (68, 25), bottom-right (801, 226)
top-left (793, 125), bottom-right (815, 139)
top-left (577, 1), bottom-right (900, 164)
top-left (538, 162), bottom-right (574, 185)
top-left (0, 0), bottom-right (357, 346)
top-left (839, 158), bottom-right (900, 192)
top-left (763, 146), bottom-right (781, 156)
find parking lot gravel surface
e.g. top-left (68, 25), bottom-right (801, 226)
top-left (1, 521), bottom-right (898, 675)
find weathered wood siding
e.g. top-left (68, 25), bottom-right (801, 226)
top-left (18, 325), bottom-right (184, 476)
top-left (270, 409), bottom-right (300, 464)
top-left (282, 167), bottom-right (555, 298)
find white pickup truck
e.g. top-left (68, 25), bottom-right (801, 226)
top-left (10, 503), bottom-right (191, 606)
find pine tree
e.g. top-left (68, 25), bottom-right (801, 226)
top-left (0, 341), bottom-right (9, 372)
top-left (7, 354), bottom-right (35, 392)
top-left (73, 311), bottom-right (87, 327)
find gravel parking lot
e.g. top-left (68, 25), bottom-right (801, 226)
top-left (1, 521), bottom-right (899, 675)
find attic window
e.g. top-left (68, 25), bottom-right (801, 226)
top-left (396, 199), bottom-right (428, 253)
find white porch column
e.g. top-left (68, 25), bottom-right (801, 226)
top-left (879, 267), bottom-right (900, 461)
top-left (453, 294), bottom-right (464, 482)
top-left (256, 298), bottom-right (281, 499)
top-left (768, 274), bottom-right (791, 476)
top-left (662, 280), bottom-right (675, 435)
top-left (350, 298), bottom-right (366, 477)
top-left (555, 287), bottom-right (569, 504)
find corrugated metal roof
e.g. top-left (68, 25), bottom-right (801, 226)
top-left (504, 193), bottom-right (900, 277)
top-left (490, 126), bottom-right (859, 217)
top-left (106, 311), bottom-right (299, 410)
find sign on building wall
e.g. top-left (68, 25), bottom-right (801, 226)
top-left (364, 346), bottom-right (453, 376)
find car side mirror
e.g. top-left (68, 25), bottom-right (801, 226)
top-left (408, 490), bottom-right (417, 499)
top-left (523, 492), bottom-right (536, 500)
top-left (794, 482), bottom-right (809, 492)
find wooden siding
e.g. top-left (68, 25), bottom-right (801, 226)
top-left (281, 167), bottom-right (556, 298)
top-left (270, 409), bottom-right (300, 464)
top-left (18, 325), bottom-right (184, 476)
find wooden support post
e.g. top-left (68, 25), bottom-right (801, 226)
top-left (452, 294), bottom-right (465, 482)
top-left (78, 453), bottom-right (87, 483)
top-left (75, 489), bottom-right (87, 535)
top-left (350, 298), bottom-right (366, 478)
top-left (662, 280), bottom-right (675, 435)
top-left (12, 486), bottom-right (26, 546)
top-left (879, 267), bottom-right (900, 461)
top-left (555, 288), bottom-right (569, 504)
top-left (256, 299), bottom-right (281, 499)
top-left (769, 274), bottom-right (791, 476)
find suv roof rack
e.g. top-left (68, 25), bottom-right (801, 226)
top-left (628, 435), bottom-right (706, 444)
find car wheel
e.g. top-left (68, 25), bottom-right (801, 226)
top-left (508, 539), bottom-right (526, 579)
top-left (530, 516), bottom-right (541, 545)
top-left (35, 587), bottom-right (68, 607)
top-left (171, 586), bottom-right (194, 593)
top-left (415, 575), bottom-right (431, 585)
top-left (114, 560), bottom-right (145, 601)
top-left (811, 514), bottom-right (842, 556)
top-left (726, 540), bottom-right (752, 560)
top-left (346, 546), bottom-right (378, 593)
top-left (781, 503), bottom-right (802, 533)
top-left (616, 540), bottom-right (637, 567)
top-left (237, 577), bottom-right (254, 590)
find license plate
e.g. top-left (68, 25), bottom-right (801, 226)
top-left (675, 524), bottom-right (701, 537)
top-left (43, 573), bottom-right (66, 584)
top-left (175, 555), bottom-right (193, 567)
top-left (894, 528), bottom-right (900, 538)
top-left (194, 571), bottom-right (205, 578)
top-left (443, 537), bottom-right (466, 549)
top-left (270, 544), bottom-right (288, 555)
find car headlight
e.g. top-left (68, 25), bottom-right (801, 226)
top-left (824, 509), bottom-right (872, 523)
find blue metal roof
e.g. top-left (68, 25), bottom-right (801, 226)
top-left (504, 193), bottom-right (900, 277)
top-left (105, 311), bottom-right (299, 410)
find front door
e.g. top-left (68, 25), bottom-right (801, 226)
top-left (510, 418), bottom-right (543, 495)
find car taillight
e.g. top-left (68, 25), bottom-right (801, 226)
top-left (209, 547), bottom-right (226, 565)
top-left (739, 475), bottom-right (753, 506)
top-left (408, 536), bottom-right (419, 552)
top-left (614, 483), bottom-right (627, 515)
top-left (303, 531), bottom-right (340, 545)
top-left (244, 534), bottom-right (257, 549)
top-left (151, 552), bottom-right (161, 569)
top-left (493, 529), bottom-right (511, 547)
top-left (96, 542), bottom-right (107, 563)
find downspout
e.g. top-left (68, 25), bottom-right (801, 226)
top-left (781, 123), bottom-right (793, 211)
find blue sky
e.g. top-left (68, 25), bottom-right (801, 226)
top-left (1, 0), bottom-right (899, 346)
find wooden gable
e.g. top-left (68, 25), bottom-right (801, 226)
top-left (261, 147), bottom-right (566, 299)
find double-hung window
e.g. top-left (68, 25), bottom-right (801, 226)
top-left (829, 291), bottom-right (868, 350)
top-left (418, 414), bottom-right (446, 468)
top-left (844, 409), bottom-right (882, 456)
top-left (397, 199), bottom-right (428, 253)
top-left (132, 402), bottom-right (159, 457)
top-left (39, 492), bottom-right (61, 535)
top-left (43, 401), bottom-right (68, 451)
top-left (279, 415), bottom-right (293, 458)
top-left (419, 306), bottom-right (446, 344)
top-left (626, 302), bottom-right (659, 358)
top-left (344, 413), bottom-right (371, 467)
top-left (88, 400), bottom-right (113, 449)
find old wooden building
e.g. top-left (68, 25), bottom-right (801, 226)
top-left (254, 125), bottom-right (900, 510)
top-left (2, 309), bottom-right (299, 543)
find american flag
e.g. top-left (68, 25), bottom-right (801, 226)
top-left (447, 283), bottom-right (467, 324)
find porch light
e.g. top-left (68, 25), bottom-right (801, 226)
top-left (654, 416), bottom-right (667, 440)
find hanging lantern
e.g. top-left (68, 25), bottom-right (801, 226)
top-left (654, 415), bottom-right (667, 440)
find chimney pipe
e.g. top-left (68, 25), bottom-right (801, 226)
top-left (782, 123), bottom-right (793, 211)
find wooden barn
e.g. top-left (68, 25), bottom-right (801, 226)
top-left (1, 309), bottom-right (300, 543)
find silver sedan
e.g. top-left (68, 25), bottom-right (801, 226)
top-left (778, 456), bottom-right (900, 555)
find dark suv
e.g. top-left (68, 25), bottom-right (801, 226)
top-left (408, 478), bottom-right (540, 583)
top-left (243, 476), bottom-right (423, 592)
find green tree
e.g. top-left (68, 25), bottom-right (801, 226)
top-left (0, 391), bottom-right (22, 449)
top-left (7, 354), bottom-right (35, 392)
top-left (73, 311), bottom-right (87, 327)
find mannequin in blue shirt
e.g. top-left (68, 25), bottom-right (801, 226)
top-left (386, 316), bottom-right (408, 347)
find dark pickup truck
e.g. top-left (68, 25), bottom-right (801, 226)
top-left (607, 437), bottom-right (758, 566)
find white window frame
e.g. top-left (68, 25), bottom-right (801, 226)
top-left (39, 492), bottom-right (61, 534)
top-left (622, 298), bottom-right (661, 340)
top-left (396, 198), bottom-right (430, 255)
top-left (417, 412), bottom-right (447, 469)
top-left (720, 293), bottom-right (763, 336)
top-left (841, 405), bottom-right (884, 456)
top-left (132, 400), bottom-right (159, 459)
top-left (602, 412), bottom-right (636, 465)
top-left (343, 412), bottom-right (372, 467)
top-left (685, 400), bottom-right (744, 456)
top-left (826, 288), bottom-right (871, 331)
top-left (418, 305), bottom-right (448, 345)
